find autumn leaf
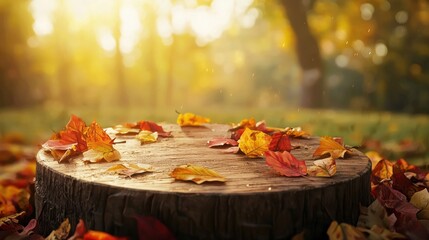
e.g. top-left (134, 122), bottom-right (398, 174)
top-left (69, 219), bottom-right (87, 240)
top-left (84, 230), bottom-right (127, 240)
top-left (284, 127), bottom-right (310, 139)
top-left (359, 225), bottom-right (406, 240)
top-left (135, 215), bottom-right (176, 240)
top-left (307, 157), bottom-right (336, 177)
top-left (410, 189), bottom-right (429, 220)
top-left (66, 114), bottom-right (87, 133)
top-left (371, 159), bottom-right (393, 188)
top-left (222, 146), bottom-right (240, 154)
top-left (238, 128), bottom-right (271, 158)
top-left (138, 121), bottom-right (172, 137)
top-left (269, 132), bottom-right (292, 152)
top-left (83, 142), bottom-right (121, 163)
top-left (357, 199), bottom-right (396, 232)
top-left (106, 163), bottom-right (153, 177)
top-left (45, 218), bottom-right (71, 240)
top-left (176, 112), bottom-right (210, 127)
top-left (207, 138), bottom-right (238, 148)
top-left (365, 151), bottom-right (383, 170)
top-left (326, 221), bottom-right (366, 240)
top-left (170, 164), bottom-right (226, 184)
top-left (391, 171), bottom-right (425, 200)
top-left (229, 118), bottom-right (256, 131)
top-left (313, 136), bottom-right (352, 159)
top-left (112, 125), bottom-right (141, 135)
top-left (86, 121), bottom-right (113, 145)
top-left (265, 151), bottom-right (307, 177)
top-left (135, 130), bottom-right (158, 144)
top-left (0, 211), bottom-right (25, 230)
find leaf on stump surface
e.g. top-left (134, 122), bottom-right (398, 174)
top-left (112, 125), bottom-right (141, 135)
top-left (45, 218), bottom-right (71, 240)
top-left (106, 163), bottom-right (153, 177)
top-left (307, 157), bottom-right (337, 177)
top-left (86, 121), bottom-right (114, 145)
top-left (135, 130), bottom-right (158, 144)
top-left (170, 164), bottom-right (226, 184)
top-left (83, 142), bottom-right (121, 163)
top-left (410, 188), bottom-right (429, 220)
top-left (284, 127), bottom-right (310, 139)
top-left (238, 128), bottom-right (271, 158)
top-left (269, 132), bottom-right (292, 152)
top-left (222, 146), bottom-right (240, 154)
top-left (229, 118), bottom-right (257, 131)
top-left (135, 215), bottom-right (176, 240)
top-left (207, 138), bottom-right (238, 148)
top-left (313, 136), bottom-right (352, 159)
top-left (265, 151), bottom-right (307, 177)
top-left (176, 112), bottom-right (210, 127)
top-left (326, 221), bottom-right (366, 240)
top-left (138, 121), bottom-right (172, 137)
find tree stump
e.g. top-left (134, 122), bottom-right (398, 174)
top-left (35, 124), bottom-right (371, 239)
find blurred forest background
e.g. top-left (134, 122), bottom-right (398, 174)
top-left (1, 0), bottom-right (428, 112)
top-left (1, 0), bottom-right (429, 166)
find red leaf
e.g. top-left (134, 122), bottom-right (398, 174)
top-left (265, 151), bottom-right (307, 177)
top-left (207, 138), bottom-right (238, 148)
top-left (230, 128), bottom-right (245, 141)
top-left (138, 121), bottom-right (172, 137)
top-left (391, 172), bottom-right (425, 200)
top-left (69, 219), bottom-right (87, 240)
top-left (222, 146), bottom-right (240, 153)
top-left (269, 132), bottom-right (292, 152)
top-left (59, 130), bottom-right (87, 152)
top-left (135, 216), bottom-right (176, 240)
top-left (83, 230), bottom-right (127, 240)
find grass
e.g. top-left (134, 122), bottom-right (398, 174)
top-left (1, 105), bottom-right (428, 167)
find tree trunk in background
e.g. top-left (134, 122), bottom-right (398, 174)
top-left (113, 0), bottom-right (128, 107)
top-left (279, 0), bottom-right (323, 108)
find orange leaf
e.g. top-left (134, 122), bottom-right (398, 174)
top-left (366, 151), bottom-right (383, 170)
top-left (230, 118), bottom-right (256, 131)
top-left (66, 114), bottom-right (87, 133)
top-left (84, 230), bottom-right (127, 240)
top-left (265, 151), bottom-right (307, 177)
top-left (84, 142), bottom-right (121, 163)
top-left (284, 127), bottom-right (310, 139)
top-left (176, 113), bottom-right (210, 127)
top-left (313, 136), bottom-right (352, 159)
top-left (238, 128), bottom-right (271, 158)
top-left (86, 121), bottom-right (113, 145)
top-left (371, 159), bottom-right (393, 187)
top-left (106, 163), bottom-right (153, 177)
top-left (138, 121), bottom-right (172, 137)
top-left (170, 164), bottom-right (226, 184)
top-left (307, 157), bottom-right (337, 177)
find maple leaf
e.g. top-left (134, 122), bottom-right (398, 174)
top-left (106, 163), bottom-right (153, 177)
top-left (326, 221), bottom-right (366, 240)
top-left (138, 121), bottom-right (172, 137)
top-left (66, 114), bottom-right (87, 133)
top-left (269, 132), bottom-right (292, 152)
top-left (176, 112), bottom-right (210, 127)
top-left (264, 151), bottom-right (307, 177)
top-left (135, 215), bottom-right (176, 240)
top-left (313, 136), bottom-right (352, 159)
top-left (207, 138), bottom-right (238, 148)
top-left (410, 189), bottom-right (429, 220)
top-left (170, 164), bottom-right (226, 184)
top-left (307, 157), bottom-right (337, 177)
top-left (238, 128), bottom-right (271, 158)
top-left (86, 121), bottom-right (113, 145)
top-left (83, 142), bottom-right (121, 163)
top-left (135, 130), bottom-right (158, 144)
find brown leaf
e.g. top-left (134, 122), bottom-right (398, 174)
top-left (307, 157), bottom-right (336, 177)
top-left (170, 164), bottom-right (226, 184)
top-left (106, 163), bottom-right (153, 177)
top-left (313, 136), bottom-right (352, 159)
top-left (45, 218), bottom-right (71, 240)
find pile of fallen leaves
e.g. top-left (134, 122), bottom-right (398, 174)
top-left (2, 113), bottom-right (429, 239)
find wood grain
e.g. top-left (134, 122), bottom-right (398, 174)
top-left (35, 123), bottom-right (371, 239)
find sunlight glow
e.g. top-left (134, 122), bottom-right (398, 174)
top-left (97, 28), bottom-right (116, 52)
top-left (120, 5), bottom-right (142, 53)
top-left (30, 0), bottom-right (55, 36)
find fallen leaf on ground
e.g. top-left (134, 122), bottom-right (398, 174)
top-left (238, 128), bottom-right (271, 158)
top-left (269, 132), bottom-right (292, 152)
top-left (135, 130), bottom-right (158, 144)
top-left (177, 113), bottom-right (210, 127)
top-left (366, 151), bottom-right (383, 169)
top-left (313, 136), bottom-right (352, 159)
top-left (135, 215), bottom-right (176, 240)
top-left (84, 230), bottom-right (128, 240)
top-left (106, 163), bottom-right (153, 177)
top-left (371, 159), bottom-right (393, 189)
top-left (326, 221), bottom-right (366, 240)
top-left (45, 218), bottom-right (71, 240)
top-left (410, 188), bottom-right (429, 220)
top-left (207, 138), bottom-right (238, 148)
top-left (357, 199), bottom-right (396, 231)
top-left (265, 151), bottom-right (307, 177)
top-left (307, 157), bottom-right (336, 177)
top-left (170, 164), bottom-right (226, 184)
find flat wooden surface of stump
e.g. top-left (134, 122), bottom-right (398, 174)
top-left (36, 123), bottom-right (371, 239)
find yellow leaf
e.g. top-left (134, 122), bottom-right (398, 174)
top-left (327, 221), bottom-right (366, 240)
top-left (106, 163), bottom-right (153, 177)
top-left (307, 157), bottom-right (336, 177)
top-left (366, 151), bottom-right (384, 170)
top-left (170, 164), bottom-right (226, 184)
top-left (112, 125), bottom-right (140, 135)
top-left (284, 127), bottom-right (311, 139)
top-left (238, 128), bottom-right (271, 158)
top-left (135, 130), bottom-right (158, 144)
top-left (410, 188), bottom-right (429, 220)
top-left (313, 136), bottom-right (352, 159)
top-left (83, 142), bottom-right (121, 163)
top-left (177, 112), bottom-right (210, 127)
